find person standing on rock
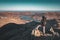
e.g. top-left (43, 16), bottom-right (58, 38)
top-left (41, 16), bottom-right (46, 35)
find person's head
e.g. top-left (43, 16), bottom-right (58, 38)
top-left (42, 16), bottom-right (46, 20)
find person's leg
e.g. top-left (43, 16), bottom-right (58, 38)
top-left (43, 26), bottom-right (45, 34)
top-left (35, 25), bottom-right (41, 29)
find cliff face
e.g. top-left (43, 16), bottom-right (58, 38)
top-left (0, 15), bottom-right (30, 27)
top-left (45, 12), bottom-right (60, 19)
top-left (0, 17), bottom-right (29, 27)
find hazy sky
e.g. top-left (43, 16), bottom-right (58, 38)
top-left (0, 0), bottom-right (60, 11)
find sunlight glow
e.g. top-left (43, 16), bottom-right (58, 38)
top-left (0, 5), bottom-right (60, 11)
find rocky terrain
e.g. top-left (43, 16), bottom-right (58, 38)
top-left (0, 21), bottom-right (60, 40)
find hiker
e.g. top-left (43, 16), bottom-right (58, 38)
top-left (41, 16), bottom-right (46, 34)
